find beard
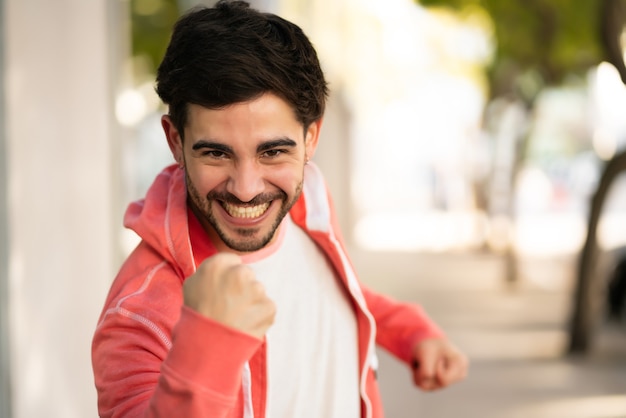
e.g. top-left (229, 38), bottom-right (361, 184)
top-left (186, 171), bottom-right (303, 252)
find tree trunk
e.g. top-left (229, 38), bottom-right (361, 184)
top-left (569, 150), bottom-right (626, 353)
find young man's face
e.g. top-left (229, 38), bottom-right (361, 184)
top-left (163, 93), bottom-right (320, 253)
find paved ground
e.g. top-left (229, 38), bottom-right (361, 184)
top-left (355, 251), bottom-right (626, 418)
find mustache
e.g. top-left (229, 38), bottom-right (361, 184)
top-left (206, 190), bottom-right (287, 206)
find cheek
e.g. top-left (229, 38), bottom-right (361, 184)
top-left (266, 164), bottom-right (304, 191)
top-left (188, 166), bottom-right (225, 196)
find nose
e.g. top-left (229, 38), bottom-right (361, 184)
top-left (226, 159), bottom-right (265, 203)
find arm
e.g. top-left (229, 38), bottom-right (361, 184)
top-left (92, 254), bottom-right (273, 417)
top-left (361, 285), bottom-right (444, 363)
top-left (362, 285), bottom-right (468, 391)
top-left (92, 304), bottom-right (262, 418)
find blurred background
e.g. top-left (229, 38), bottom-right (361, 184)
top-left (1, 0), bottom-right (626, 417)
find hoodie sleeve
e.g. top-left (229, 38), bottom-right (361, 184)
top-left (92, 304), bottom-right (262, 418)
top-left (361, 285), bottom-right (445, 364)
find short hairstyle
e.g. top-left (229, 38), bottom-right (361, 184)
top-left (155, 0), bottom-right (329, 137)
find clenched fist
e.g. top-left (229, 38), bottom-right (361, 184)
top-left (183, 253), bottom-right (276, 340)
top-left (411, 338), bottom-right (468, 391)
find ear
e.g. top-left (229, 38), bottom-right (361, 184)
top-left (161, 115), bottom-right (184, 166)
top-left (304, 118), bottom-right (323, 162)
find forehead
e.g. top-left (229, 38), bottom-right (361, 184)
top-left (185, 93), bottom-right (302, 142)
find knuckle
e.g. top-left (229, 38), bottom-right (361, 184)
top-left (230, 264), bottom-right (255, 281)
top-left (266, 299), bottom-right (277, 319)
top-left (250, 279), bottom-right (266, 295)
top-left (259, 306), bottom-right (275, 325)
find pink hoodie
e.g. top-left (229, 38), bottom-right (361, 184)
top-left (92, 163), bottom-right (444, 418)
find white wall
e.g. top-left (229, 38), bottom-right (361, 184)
top-left (3, 1), bottom-right (124, 416)
top-left (0, 0), bottom-right (12, 415)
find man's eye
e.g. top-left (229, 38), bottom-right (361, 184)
top-left (262, 149), bottom-right (283, 158)
top-left (203, 150), bottom-right (227, 158)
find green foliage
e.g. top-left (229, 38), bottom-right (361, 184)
top-left (131, 0), bottom-right (180, 76)
top-left (418, 0), bottom-right (605, 99)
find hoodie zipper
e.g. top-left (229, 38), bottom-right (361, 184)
top-left (242, 362), bottom-right (254, 418)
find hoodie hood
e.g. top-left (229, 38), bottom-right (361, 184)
top-left (124, 164), bottom-right (197, 279)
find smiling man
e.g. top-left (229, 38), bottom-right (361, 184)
top-left (172, 96), bottom-right (319, 253)
top-left (91, 1), bottom-right (468, 417)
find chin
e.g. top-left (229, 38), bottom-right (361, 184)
top-left (218, 225), bottom-right (276, 252)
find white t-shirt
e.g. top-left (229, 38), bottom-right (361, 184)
top-left (242, 215), bottom-right (360, 418)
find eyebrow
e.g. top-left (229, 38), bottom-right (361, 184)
top-left (191, 140), bottom-right (233, 154)
top-left (191, 138), bottom-right (298, 154)
top-left (257, 138), bottom-right (297, 153)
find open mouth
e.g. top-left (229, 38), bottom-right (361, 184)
top-left (221, 201), bottom-right (271, 219)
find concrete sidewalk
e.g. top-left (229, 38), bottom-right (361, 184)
top-left (356, 251), bottom-right (626, 418)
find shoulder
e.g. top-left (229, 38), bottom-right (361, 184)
top-left (96, 241), bottom-right (184, 340)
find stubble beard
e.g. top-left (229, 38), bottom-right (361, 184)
top-left (185, 171), bottom-right (303, 252)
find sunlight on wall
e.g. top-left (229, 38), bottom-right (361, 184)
top-left (354, 210), bottom-right (488, 252)
top-left (283, 0), bottom-right (492, 252)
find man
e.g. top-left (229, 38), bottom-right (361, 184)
top-left (91, 1), bottom-right (468, 417)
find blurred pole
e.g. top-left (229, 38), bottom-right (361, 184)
top-left (3, 0), bottom-right (124, 416)
top-left (0, 0), bottom-right (14, 417)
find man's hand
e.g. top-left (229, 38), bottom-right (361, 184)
top-left (411, 338), bottom-right (468, 391)
top-left (183, 253), bottom-right (276, 340)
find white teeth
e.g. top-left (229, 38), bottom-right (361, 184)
top-left (223, 202), bottom-right (270, 218)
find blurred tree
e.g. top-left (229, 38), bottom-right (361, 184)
top-left (419, 0), bottom-right (626, 352)
top-left (417, 0), bottom-right (625, 103)
top-left (417, 0), bottom-right (626, 285)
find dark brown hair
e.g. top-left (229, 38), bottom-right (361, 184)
top-left (155, 0), bottom-right (329, 137)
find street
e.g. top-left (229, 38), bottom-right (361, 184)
top-left (355, 251), bottom-right (626, 418)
